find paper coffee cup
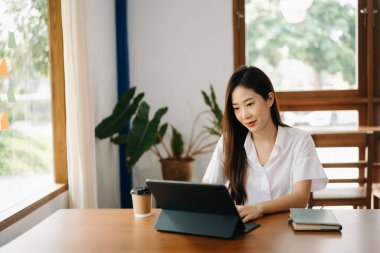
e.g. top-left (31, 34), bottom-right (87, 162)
top-left (130, 186), bottom-right (152, 217)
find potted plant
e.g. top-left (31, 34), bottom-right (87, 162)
top-left (95, 85), bottom-right (222, 181)
top-left (156, 85), bottom-right (222, 180)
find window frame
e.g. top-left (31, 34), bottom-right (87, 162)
top-left (233, 0), bottom-right (379, 126)
top-left (0, 0), bottom-right (67, 231)
top-left (233, 0), bottom-right (380, 189)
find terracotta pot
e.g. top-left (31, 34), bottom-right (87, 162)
top-left (160, 158), bottom-right (194, 181)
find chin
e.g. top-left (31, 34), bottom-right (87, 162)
top-left (248, 125), bottom-right (264, 134)
top-left (247, 126), bottom-right (259, 133)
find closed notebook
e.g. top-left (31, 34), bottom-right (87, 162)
top-left (289, 208), bottom-right (342, 231)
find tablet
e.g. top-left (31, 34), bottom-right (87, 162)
top-left (145, 179), bottom-right (260, 239)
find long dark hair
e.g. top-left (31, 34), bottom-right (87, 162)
top-left (221, 66), bottom-right (286, 204)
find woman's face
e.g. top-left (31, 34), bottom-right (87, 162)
top-left (231, 85), bottom-right (274, 134)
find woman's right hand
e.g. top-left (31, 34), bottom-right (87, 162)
top-left (236, 204), bottom-right (264, 223)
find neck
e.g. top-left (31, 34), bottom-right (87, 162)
top-left (251, 121), bottom-right (278, 144)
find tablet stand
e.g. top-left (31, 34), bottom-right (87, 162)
top-left (154, 209), bottom-right (241, 239)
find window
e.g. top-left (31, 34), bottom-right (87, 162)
top-left (0, 0), bottom-right (67, 230)
top-left (281, 110), bottom-right (358, 130)
top-left (234, 0), bottom-right (380, 198)
top-left (233, 0), bottom-right (379, 127)
top-left (245, 0), bottom-right (358, 92)
top-left (0, 0), bottom-right (54, 211)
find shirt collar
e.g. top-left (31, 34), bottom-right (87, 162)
top-left (244, 126), bottom-right (288, 161)
top-left (244, 132), bottom-right (254, 157)
top-left (271, 126), bottom-right (287, 157)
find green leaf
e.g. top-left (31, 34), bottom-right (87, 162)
top-left (111, 134), bottom-right (128, 144)
top-left (210, 85), bottom-right (217, 105)
top-left (156, 123), bottom-right (168, 144)
top-left (95, 88), bottom-right (144, 139)
top-left (126, 102), bottom-right (168, 168)
top-left (202, 85), bottom-right (223, 136)
top-left (113, 87), bottom-right (136, 114)
top-left (207, 127), bottom-right (221, 137)
top-left (171, 126), bottom-right (184, 160)
top-left (210, 85), bottom-right (223, 126)
top-left (201, 90), bottom-right (212, 107)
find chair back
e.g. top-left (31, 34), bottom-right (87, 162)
top-left (309, 131), bottom-right (374, 208)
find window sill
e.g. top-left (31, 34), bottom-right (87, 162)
top-left (0, 183), bottom-right (68, 231)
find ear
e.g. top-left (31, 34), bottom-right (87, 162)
top-left (267, 92), bottom-right (274, 107)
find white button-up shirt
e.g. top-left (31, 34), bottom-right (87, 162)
top-left (203, 126), bottom-right (328, 205)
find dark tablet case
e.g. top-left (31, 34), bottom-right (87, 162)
top-left (145, 179), bottom-right (260, 239)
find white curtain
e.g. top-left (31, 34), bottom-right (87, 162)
top-left (61, 0), bottom-right (98, 208)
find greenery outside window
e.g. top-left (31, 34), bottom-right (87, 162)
top-left (0, 0), bottom-right (67, 231)
top-left (245, 0), bottom-right (358, 91)
top-left (0, 0), bottom-right (54, 212)
top-left (234, 0), bottom-right (379, 127)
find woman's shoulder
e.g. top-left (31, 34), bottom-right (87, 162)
top-left (214, 135), bottom-right (224, 150)
top-left (281, 126), bottom-right (312, 143)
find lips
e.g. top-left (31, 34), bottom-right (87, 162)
top-left (245, 120), bottom-right (256, 127)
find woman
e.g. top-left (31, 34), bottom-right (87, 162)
top-left (203, 66), bottom-right (327, 222)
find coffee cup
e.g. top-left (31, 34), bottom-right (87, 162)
top-left (130, 186), bottom-right (152, 217)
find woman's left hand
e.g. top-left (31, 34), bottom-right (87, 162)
top-left (236, 204), bottom-right (264, 223)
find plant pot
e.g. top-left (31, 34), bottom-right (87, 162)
top-left (160, 158), bottom-right (194, 181)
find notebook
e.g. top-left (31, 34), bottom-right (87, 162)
top-left (145, 179), bottom-right (260, 239)
top-left (289, 208), bottom-right (342, 231)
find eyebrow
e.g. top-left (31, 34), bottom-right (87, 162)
top-left (232, 97), bottom-right (255, 106)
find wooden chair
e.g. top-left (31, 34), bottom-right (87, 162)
top-left (373, 184), bottom-right (380, 209)
top-left (308, 131), bottom-right (374, 209)
top-left (372, 162), bottom-right (380, 209)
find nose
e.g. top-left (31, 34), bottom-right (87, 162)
top-left (241, 107), bottom-right (251, 119)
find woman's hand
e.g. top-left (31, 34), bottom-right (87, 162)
top-left (236, 204), bottom-right (264, 223)
top-left (236, 180), bottom-right (312, 223)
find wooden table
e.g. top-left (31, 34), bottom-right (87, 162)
top-left (1, 209), bottom-right (380, 253)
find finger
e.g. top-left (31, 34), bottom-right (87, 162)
top-left (243, 212), bottom-right (258, 223)
top-left (240, 210), bottom-right (250, 220)
top-left (243, 215), bottom-right (251, 223)
top-left (236, 207), bottom-right (244, 216)
top-left (237, 206), bottom-right (247, 215)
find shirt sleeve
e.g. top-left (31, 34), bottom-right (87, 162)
top-left (203, 137), bottom-right (227, 184)
top-left (292, 133), bottom-right (328, 192)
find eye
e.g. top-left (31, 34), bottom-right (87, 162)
top-left (247, 102), bottom-right (254, 107)
top-left (233, 107), bottom-right (239, 111)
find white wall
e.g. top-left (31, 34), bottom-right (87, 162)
top-left (128, 0), bottom-right (234, 186)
